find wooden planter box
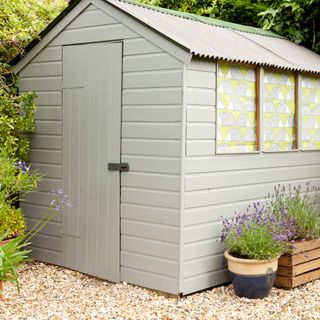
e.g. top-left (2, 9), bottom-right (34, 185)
top-left (274, 239), bottom-right (320, 289)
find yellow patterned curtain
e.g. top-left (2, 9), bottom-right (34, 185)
top-left (301, 75), bottom-right (320, 150)
top-left (217, 62), bottom-right (257, 153)
top-left (263, 70), bottom-right (295, 151)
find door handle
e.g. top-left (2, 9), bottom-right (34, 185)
top-left (108, 163), bottom-right (129, 171)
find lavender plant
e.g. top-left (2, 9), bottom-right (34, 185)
top-left (267, 183), bottom-right (320, 240)
top-left (0, 189), bottom-right (72, 292)
top-left (0, 156), bottom-right (42, 206)
top-left (221, 203), bottom-right (296, 260)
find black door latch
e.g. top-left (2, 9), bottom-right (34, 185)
top-left (108, 163), bottom-right (129, 171)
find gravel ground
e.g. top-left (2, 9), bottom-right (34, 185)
top-left (1, 262), bottom-right (320, 320)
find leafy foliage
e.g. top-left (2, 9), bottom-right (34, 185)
top-left (0, 0), bottom-right (67, 159)
top-left (0, 156), bottom-right (42, 206)
top-left (0, 234), bottom-right (31, 291)
top-left (267, 183), bottom-right (320, 240)
top-left (221, 203), bottom-right (295, 260)
top-left (0, 204), bottom-right (26, 240)
top-left (0, 0), bottom-right (67, 63)
top-left (0, 89), bottom-right (37, 160)
top-left (0, 190), bottom-right (71, 292)
top-left (139, 0), bottom-right (320, 53)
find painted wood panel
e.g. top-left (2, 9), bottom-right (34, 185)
top-left (186, 152), bottom-right (320, 173)
top-left (186, 124), bottom-right (215, 140)
top-left (123, 87), bottom-right (182, 105)
top-left (21, 203), bottom-right (61, 223)
top-left (37, 178), bottom-right (62, 192)
top-left (185, 165), bottom-right (320, 191)
top-left (28, 164), bottom-right (62, 179)
top-left (18, 3), bottom-right (183, 295)
top-left (121, 204), bottom-right (180, 226)
top-left (66, 8), bottom-right (117, 29)
top-left (121, 252), bottom-right (179, 277)
top-left (122, 107), bottom-right (182, 122)
top-left (35, 121), bottom-right (62, 135)
top-left (121, 267), bottom-right (179, 295)
top-left (124, 38), bottom-right (162, 55)
top-left (122, 123), bottom-right (181, 139)
top-left (29, 149), bottom-right (62, 165)
top-left (122, 139), bottom-right (181, 157)
top-left (187, 69), bottom-right (215, 89)
top-left (185, 178), bottom-right (320, 209)
top-left (184, 239), bottom-right (224, 260)
top-left (32, 46), bottom-right (62, 62)
top-left (121, 155), bottom-right (180, 174)
top-left (123, 70), bottom-right (183, 88)
top-left (31, 234), bottom-right (62, 252)
top-left (182, 57), bottom-right (320, 295)
top-left (35, 107), bottom-right (62, 121)
top-left (20, 61), bottom-right (62, 77)
top-left (121, 236), bottom-right (179, 260)
top-left (186, 141), bottom-right (214, 156)
top-left (30, 248), bottom-right (62, 266)
top-left (35, 92), bottom-right (62, 106)
top-left (123, 52), bottom-right (182, 72)
top-left (122, 172), bottom-right (180, 191)
top-left (51, 24), bottom-right (137, 45)
top-left (187, 107), bottom-right (215, 123)
top-left (184, 254), bottom-right (226, 278)
top-left (29, 135), bottom-right (62, 150)
top-left (186, 88), bottom-right (215, 106)
top-left (62, 42), bottom-right (122, 282)
top-left (19, 77), bottom-right (62, 91)
top-left (121, 187), bottom-right (180, 209)
top-left (121, 219), bottom-right (180, 243)
top-left (183, 269), bottom-right (229, 295)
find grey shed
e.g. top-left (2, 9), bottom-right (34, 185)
top-left (14, 0), bottom-right (320, 295)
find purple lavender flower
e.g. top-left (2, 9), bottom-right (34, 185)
top-left (220, 202), bottom-right (297, 259)
top-left (50, 189), bottom-right (72, 211)
top-left (15, 160), bottom-right (30, 173)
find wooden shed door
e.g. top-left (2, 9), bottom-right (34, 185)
top-left (61, 42), bottom-right (122, 282)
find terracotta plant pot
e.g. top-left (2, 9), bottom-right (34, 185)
top-left (275, 238), bottom-right (320, 289)
top-left (224, 251), bottom-right (278, 299)
top-left (0, 238), bottom-right (12, 247)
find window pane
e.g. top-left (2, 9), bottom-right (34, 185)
top-left (301, 75), bottom-right (320, 150)
top-left (217, 62), bottom-right (257, 153)
top-left (263, 71), bottom-right (295, 151)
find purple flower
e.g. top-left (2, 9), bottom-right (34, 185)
top-left (50, 189), bottom-right (72, 211)
top-left (15, 160), bottom-right (30, 173)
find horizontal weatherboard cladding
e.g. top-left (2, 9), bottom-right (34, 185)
top-left (18, 1), bottom-right (183, 295)
top-left (182, 56), bottom-right (320, 295)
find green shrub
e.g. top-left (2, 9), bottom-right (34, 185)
top-left (0, 156), bottom-right (42, 205)
top-left (0, 89), bottom-right (37, 160)
top-left (221, 202), bottom-right (295, 260)
top-left (267, 183), bottom-right (320, 240)
top-left (0, 203), bottom-right (26, 239)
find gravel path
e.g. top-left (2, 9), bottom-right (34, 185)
top-left (1, 262), bottom-right (320, 320)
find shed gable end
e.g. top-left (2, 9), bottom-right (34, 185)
top-left (19, 2), bottom-right (184, 295)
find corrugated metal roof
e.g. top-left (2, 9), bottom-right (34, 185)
top-left (107, 0), bottom-right (320, 74)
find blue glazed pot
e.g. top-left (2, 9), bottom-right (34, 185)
top-left (224, 251), bottom-right (278, 299)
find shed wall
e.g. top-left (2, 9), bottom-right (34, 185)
top-left (183, 57), bottom-right (320, 295)
top-left (19, 3), bottom-right (183, 294)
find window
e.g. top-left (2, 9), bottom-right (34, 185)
top-left (301, 75), bottom-right (320, 150)
top-left (216, 61), bottom-right (320, 154)
top-left (263, 70), bottom-right (296, 151)
top-left (216, 62), bottom-right (257, 153)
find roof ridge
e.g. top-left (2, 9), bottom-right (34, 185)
top-left (117, 0), bottom-right (284, 39)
